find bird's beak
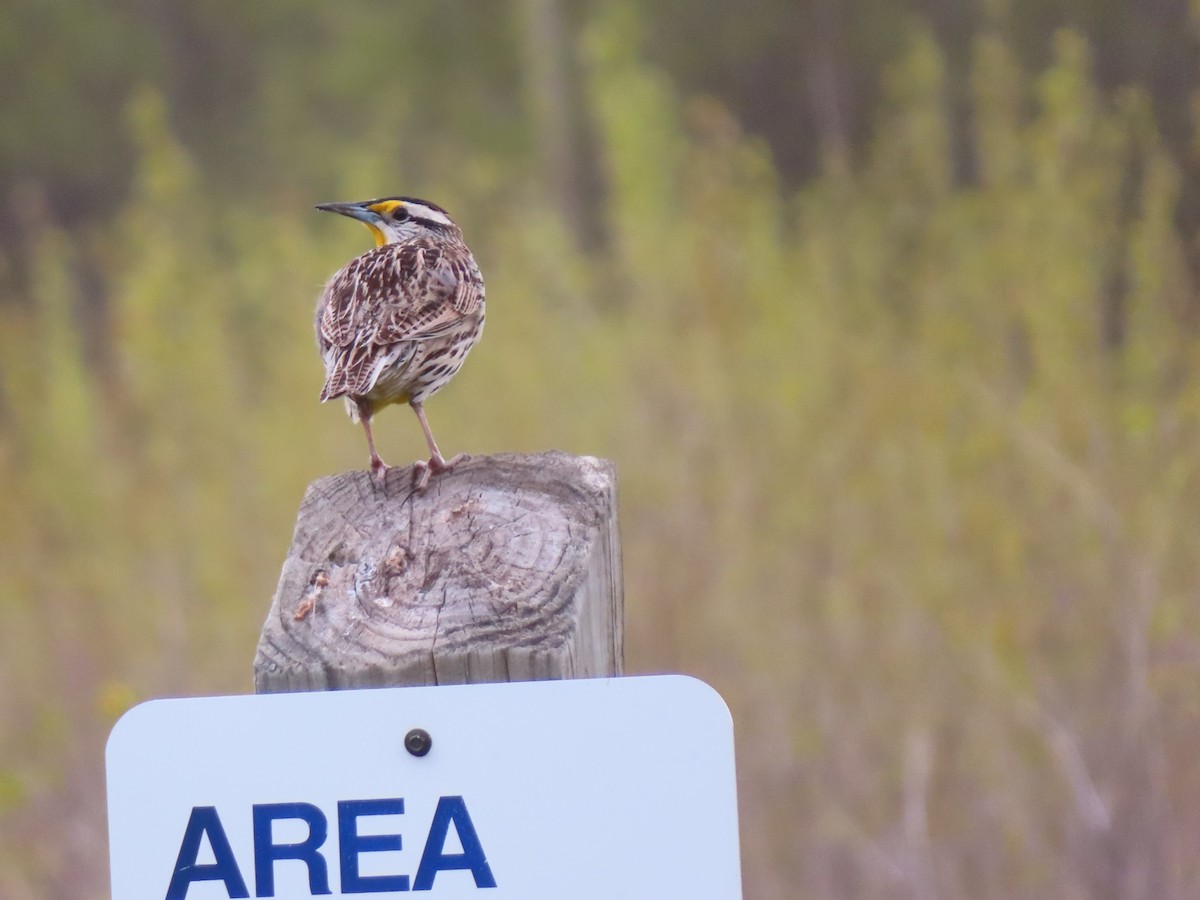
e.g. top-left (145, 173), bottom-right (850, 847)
top-left (315, 201), bottom-right (383, 225)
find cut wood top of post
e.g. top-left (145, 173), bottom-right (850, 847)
top-left (254, 451), bottom-right (623, 692)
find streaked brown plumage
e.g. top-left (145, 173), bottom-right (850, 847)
top-left (315, 197), bottom-right (485, 489)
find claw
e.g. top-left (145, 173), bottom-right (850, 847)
top-left (411, 452), bottom-right (466, 492)
top-left (412, 459), bottom-right (432, 491)
top-left (369, 454), bottom-right (390, 486)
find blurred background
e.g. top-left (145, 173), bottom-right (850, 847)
top-left (3, 0), bottom-right (1200, 897)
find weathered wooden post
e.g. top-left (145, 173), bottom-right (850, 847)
top-left (254, 450), bottom-right (623, 692)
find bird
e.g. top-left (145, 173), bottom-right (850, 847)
top-left (314, 196), bottom-right (485, 490)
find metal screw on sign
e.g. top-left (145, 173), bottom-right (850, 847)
top-left (404, 728), bottom-right (432, 757)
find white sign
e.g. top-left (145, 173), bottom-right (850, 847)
top-left (107, 675), bottom-right (742, 899)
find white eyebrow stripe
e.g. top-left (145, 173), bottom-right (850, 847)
top-left (406, 203), bottom-right (454, 227)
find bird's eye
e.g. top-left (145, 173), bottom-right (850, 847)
top-left (391, 207), bottom-right (410, 221)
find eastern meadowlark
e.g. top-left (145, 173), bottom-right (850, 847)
top-left (315, 197), bottom-right (485, 490)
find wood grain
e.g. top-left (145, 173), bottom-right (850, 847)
top-left (254, 451), bottom-right (623, 692)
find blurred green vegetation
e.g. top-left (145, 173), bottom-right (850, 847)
top-left (3, 2), bottom-right (1200, 898)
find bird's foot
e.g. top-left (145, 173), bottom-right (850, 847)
top-left (369, 454), bottom-right (390, 486)
top-left (411, 452), bottom-right (466, 492)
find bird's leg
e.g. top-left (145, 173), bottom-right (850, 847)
top-left (355, 399), bottom-right (389, 483)
top-left (410, 401), bottom-right (465, 490)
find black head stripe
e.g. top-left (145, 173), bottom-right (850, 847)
top-left (385, 196), bottom-right (449, 216)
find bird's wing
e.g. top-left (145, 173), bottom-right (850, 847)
top-left (316, 242), bottom-right (483, 401)
top-left (376, 243), bottom-right (485, 344)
